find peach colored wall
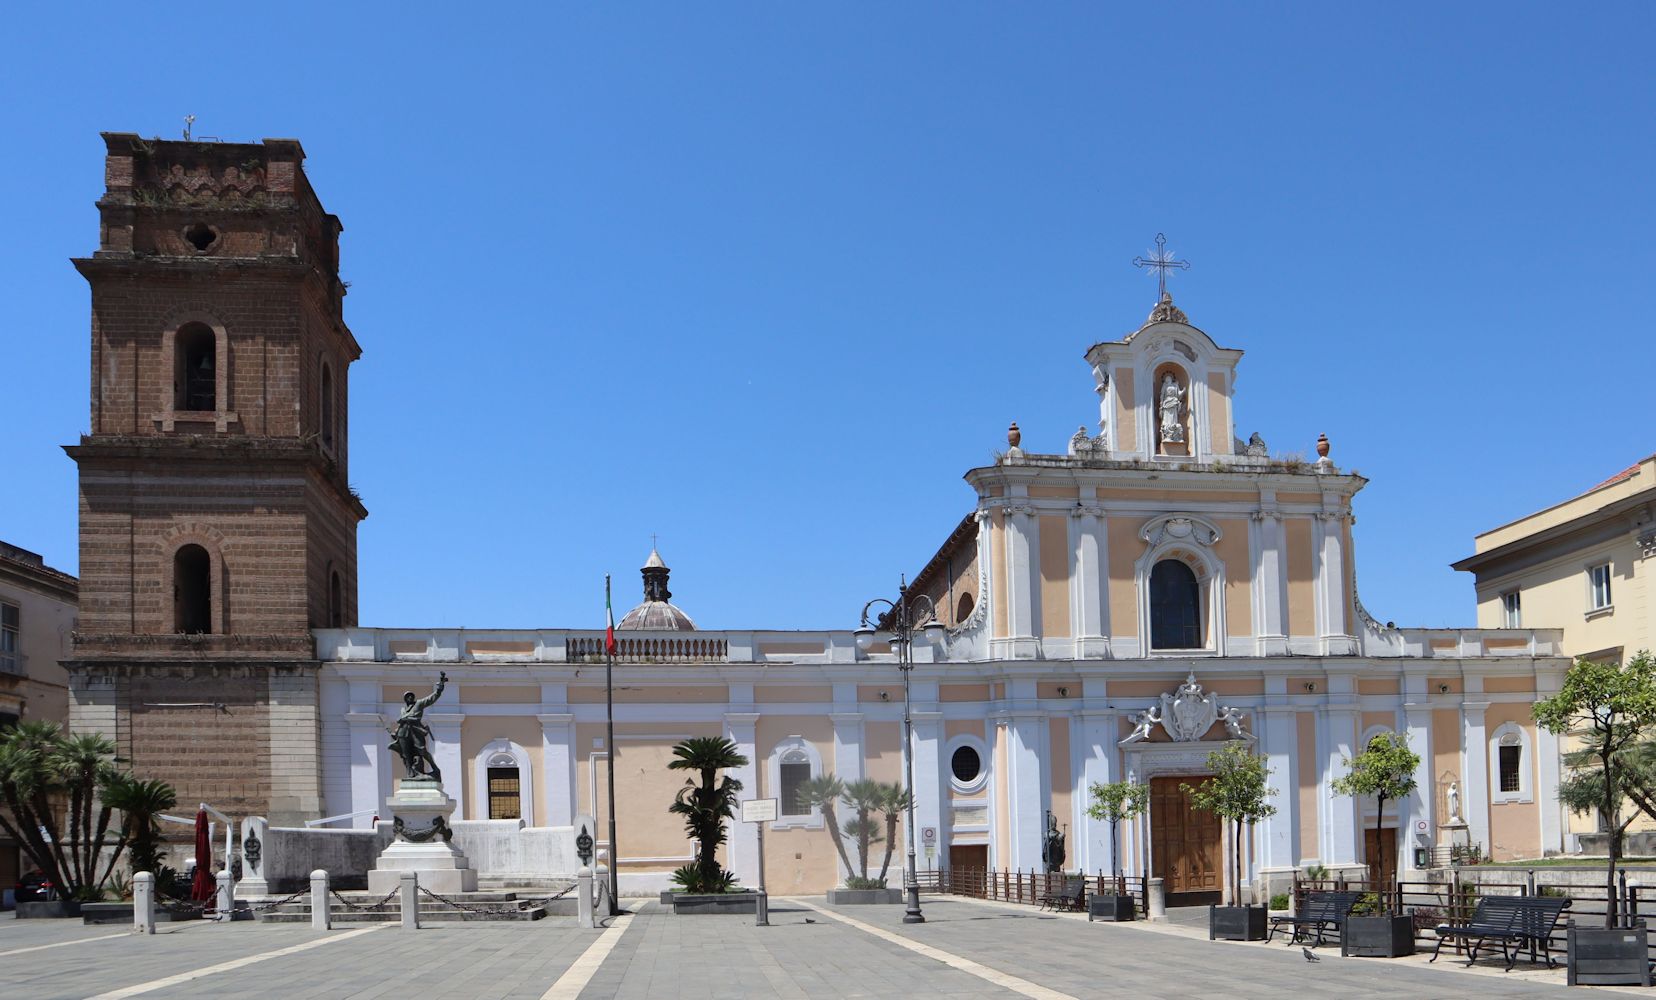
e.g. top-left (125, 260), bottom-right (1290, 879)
top-left (569, 685), bottom-right (728, 704)
top-left (461, 685), bottom-right (540, 704)
top-left (1286, 518), bottom-right (1315, 636)
top-left (1343, 522), bottom-right (1357, 632)
top-left (1050, 716), bottom-right (1072, 835)
top-left (1029, 486), bottom-right (1079, 499)
top-left (461, 715), bottom-right (546, 824)
top-left (1432, 709), bottom-right (1460, 823)
top-left (1107, 680), bottom-right (1172, 698)
top-left (1204, 678), bottom-right (1264, 696)
top-left (1361, 711), bottom-right (1397, 735)
top-left (1114, 367), bottom-right (1135, 452)
top-left (1277, 493), bottom-right (1322, 505)
top-left (994, 721), bottom-right (1009, 867)
top-left (1094, 490), bottom-right (1260, 505)
top-left (755, 685), bottom-right (831, 703)
top-left (1428, 677), bottom-right (1462, 695)
top-left (864, 722), bottom-right (903, 785)
top-left (1206, 371), bottom-right (1229, 455)
top-left (1037, 682), bottom-right (1079, 700)
top-left (1107, 517), bottom-right (1140, 638)
top-left (1298, 712), bottom-right (1319, 862)
top-left (1040, 515), bottom-right (1072, 638)
top-left (858, 685), bottom-right (897, 704)
top-left (1288, 676), bottom-right (1323, 694)
top-left (757, 715), bottom-right (843, 892)
top-left (991, 514), bottom-right (1008, 639)
top-left (590, 738), bottom-right (702, 868)
top-left (1357, 679), bottom-right (1400, 695)
top-left (942, 684), bottom-right (991, 702)
top-left (1214, 518), bottom-right (1252, 637)
top-left (1482, 677), bottom-right (1536, 694)
top-left (1485, 703), bottom-right (1541, 861)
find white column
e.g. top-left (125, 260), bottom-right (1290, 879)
top-left (1257, 707), bottom-right (1298, 870)
top-left (1323, 706), bottom-right (1360, 865)
top-left (724, 713), bottom-right (761, 886)
top-left (1462, 702), bottom-right (1492, 853)
top-left (345, 712), bottom-right (384, 824)
top-left (539, 713), bottom-right (576, 828)
top-left (426, 712), bottom-right (465, 816)
top-left (831, 711), bottom-right (864, 873)
top-left (1537, 724), bottom-right (1563, 855)
top-left (1316, 510), bottom-right (1354, 653)
top-left (1253, 506), bottom-right (1287, 655)
top-left (1004, 713), bottom-right (1046, 869)
top-left (1076, 710), bottom-right (1118, 874)
top-left (1072, 506), bottom-right (1110, 658)
top-left (912, 710), bottom-right (943, 875)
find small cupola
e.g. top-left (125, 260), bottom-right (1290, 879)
top-left (618, 548), bottom-right (697, 631)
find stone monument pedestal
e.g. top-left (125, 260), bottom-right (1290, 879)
top-left (367, 778), bottom-right (478, 895)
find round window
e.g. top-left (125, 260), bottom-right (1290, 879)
top-left (951, 745), bottom-right (981, 784)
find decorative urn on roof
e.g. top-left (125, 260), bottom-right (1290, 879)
top-left (617, 548), bottom-right (697, 631)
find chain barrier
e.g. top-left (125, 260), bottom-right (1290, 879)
top-left (245, 889), bottom-right (308, 913)
top-left (329, 887), bottom-right (402, 912)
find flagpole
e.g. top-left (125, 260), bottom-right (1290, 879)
top-left (605, 574), bottom-right (620, 915)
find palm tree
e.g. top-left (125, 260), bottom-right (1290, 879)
top-left (102, 775), bottom-right (177, 892)
top-left (873, 782), bottom-right (912, 885)
top-left (0, 722), bottom-right (123, 900)
top-left (52, 731), bottom-right (120, 893)
top-left (797, 773), bottom-right (854, 883)
top-left (666, 736), bottom-right (748, 892)
top-left (840, 778), bottom-right (885, 884)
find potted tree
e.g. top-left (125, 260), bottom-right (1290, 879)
top-left (665, 736), bottom-right (754, 914)
top-left (1085, 779), bottom-right (1148, 921)
top-left (1184, 743), bottom-right (1277, 941)
top-left (1331, 731), bottom-right (1420, 957)
top-left (1535, 652), bottom-right (1656, 987)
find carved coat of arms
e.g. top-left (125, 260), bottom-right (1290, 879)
top-left (1161, 672), bottom-right (1218, 742)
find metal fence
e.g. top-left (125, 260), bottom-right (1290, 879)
top-left (915, 867), bottom-right (1148, 918)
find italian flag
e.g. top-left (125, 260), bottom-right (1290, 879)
top-left (604, 574), bottom-right (617, 656)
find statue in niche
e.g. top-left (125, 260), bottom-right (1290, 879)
top-left (1446, 781), bottom-right (1461, 823)
top-left (388, 671), bottom-right (448, 781)
top-left (1158, 373), bottom-right (1185, 444)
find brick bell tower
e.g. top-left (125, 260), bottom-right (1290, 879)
top-left (64, 133), bottom-right (366, 825)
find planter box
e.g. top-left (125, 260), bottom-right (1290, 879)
top-left (16, 901), bottom-right (83, 919)
top-left (1568, 923), bottom-right (1651, 987)
top-left (672, 891), bottom-right (758, 915)
top-left (1088, 894), bottom-right (1136, 922)
top-left (1341, 914), bottom-right (1415, 958)
top-left (1209, 904), bottom-right (1268, 941)
top-left (826, 888), bottom-right (903, 905)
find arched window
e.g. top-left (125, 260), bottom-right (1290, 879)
top-left (320, 362), bottom-right (335, 451)
top-left (1490, 722), bottom-right (1532, 803)
top-left (471, 739), bottom-right (533, 823)
top-left (174, 544), bottom-right (212, 634)
top-left (328, 569), bottom-right (343, 629)
top-left (766, 736), bottom-right (824, 829)
top-left (956, 592), bottom-right (975, 624)
top-left (177, 325), bottom-right (216, 412)
top-left (1149, 558), bottom-right (1201, 649)
top-left (487, 751), bottom-right (522, 820)
top-left (778, 748), bottom-right (811, 818)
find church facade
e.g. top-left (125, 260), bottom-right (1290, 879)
top-left (64, 134), bottom-right (1570, 899)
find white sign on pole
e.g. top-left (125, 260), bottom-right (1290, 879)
top-left (742, 798), bottom-right (778, 823)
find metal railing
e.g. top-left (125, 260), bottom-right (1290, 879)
top-left (915, 867), bottom-right (1147, 917)
top-left (565, 636), bottom-right (729, 663)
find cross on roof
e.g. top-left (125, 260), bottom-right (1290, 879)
top-left (1132, 233), bottom-right (1191, 300)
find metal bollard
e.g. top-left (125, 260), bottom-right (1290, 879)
top-left (400, 871), bottom-right (419, 930)
top-left (755, 888), bottom-right (769, 927)
top-left (1148, 877), bottom-right (1167, 922)
top-left (576, 866), bottom-right (595, 928)
top-left (133, 871), bottom-right (155, 935)
top-left (310, 870), bottom-right (331, 930)
top-left (216, 868), bottom-right (235, 922)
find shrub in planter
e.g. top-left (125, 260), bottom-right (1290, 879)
top-left (1536, 652), bottom-right (1656, 986)
top-left (1268, 892), bottom-right (1290, 912)
top-left (1184, 745), bottom-right (1277, 942)
top-left (1085, 779), bottom-right (1148, 923)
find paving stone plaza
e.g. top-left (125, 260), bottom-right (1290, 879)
top-left (2, 897), bottom-right (1615, 999)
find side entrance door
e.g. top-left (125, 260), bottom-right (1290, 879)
top-left (1150, 776), bottom-right (1222, 905)
top-left (1363, 827), bottom-right (1397, 887)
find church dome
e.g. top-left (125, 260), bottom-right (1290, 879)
top-left (617, 548), bottom-right (697, 631)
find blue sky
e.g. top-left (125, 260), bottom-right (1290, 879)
top-left (1, 4), bottom-right (1651, 631)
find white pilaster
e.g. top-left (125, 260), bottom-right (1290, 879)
top-left (346, 712), bottom-right (384, 826)
top-left (1072, 506), bottom-right (1110, 658)
top-left (1537, 724), bottom-right (1563, 856)
top-left (538, 713), bottom-right (576, 828)
top-left (1004, 713), bottom-right (1046, 869)
top-left (1403, 696), bottom-right (1434, 871)
top-left (1323, 705), bottom-right (1360, 865)
top-left (1077, 710), bottom-right (1118, 874)
top-left (1462, 701), bottom-right (1491, 853)
top-left (1253, 503), bottom-right (1287, 655)
top-left (831, 710), bottom-right (864, 864)
top-left (1257, 706), bottom-right (1298, 870)
top-left (426, 713), bottom-right (465, 817)
top-left (724, 713), bottom-right (761, 886)
top-left (912, 710), bottom-right (943, 876)
top-left (1002, 502), bottom-right (1041, 658)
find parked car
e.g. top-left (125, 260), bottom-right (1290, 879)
top-left (15, 869), bottom-right (56, 902)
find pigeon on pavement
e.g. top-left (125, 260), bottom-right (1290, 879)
top-left (1302, 947), bottom-right (1321, 963)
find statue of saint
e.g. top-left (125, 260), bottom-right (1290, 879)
top-left (389, 671), bottom-right (448, 781)
top-left (1446, 781), bottom-right (1461, 823)
top-left (1158, 374), bottom-right (1185, 444)
top-left (1042, 811), bottom-right (1067, 873)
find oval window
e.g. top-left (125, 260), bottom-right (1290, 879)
top-left (951, 745), bottom-right (981, 784)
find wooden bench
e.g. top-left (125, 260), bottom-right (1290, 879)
top-left (1038, 876), bottom-right (1086, 912)
top-left (1431, 895), bottom-right (1571, 970)
top-left (1267, 891), bottom-right (1362, 946)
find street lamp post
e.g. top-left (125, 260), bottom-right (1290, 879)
top-left (855, 575), bottom-right (946, 925)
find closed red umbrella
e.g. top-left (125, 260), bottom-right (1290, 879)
top-left (190, 809), bottom-right (215, 903)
